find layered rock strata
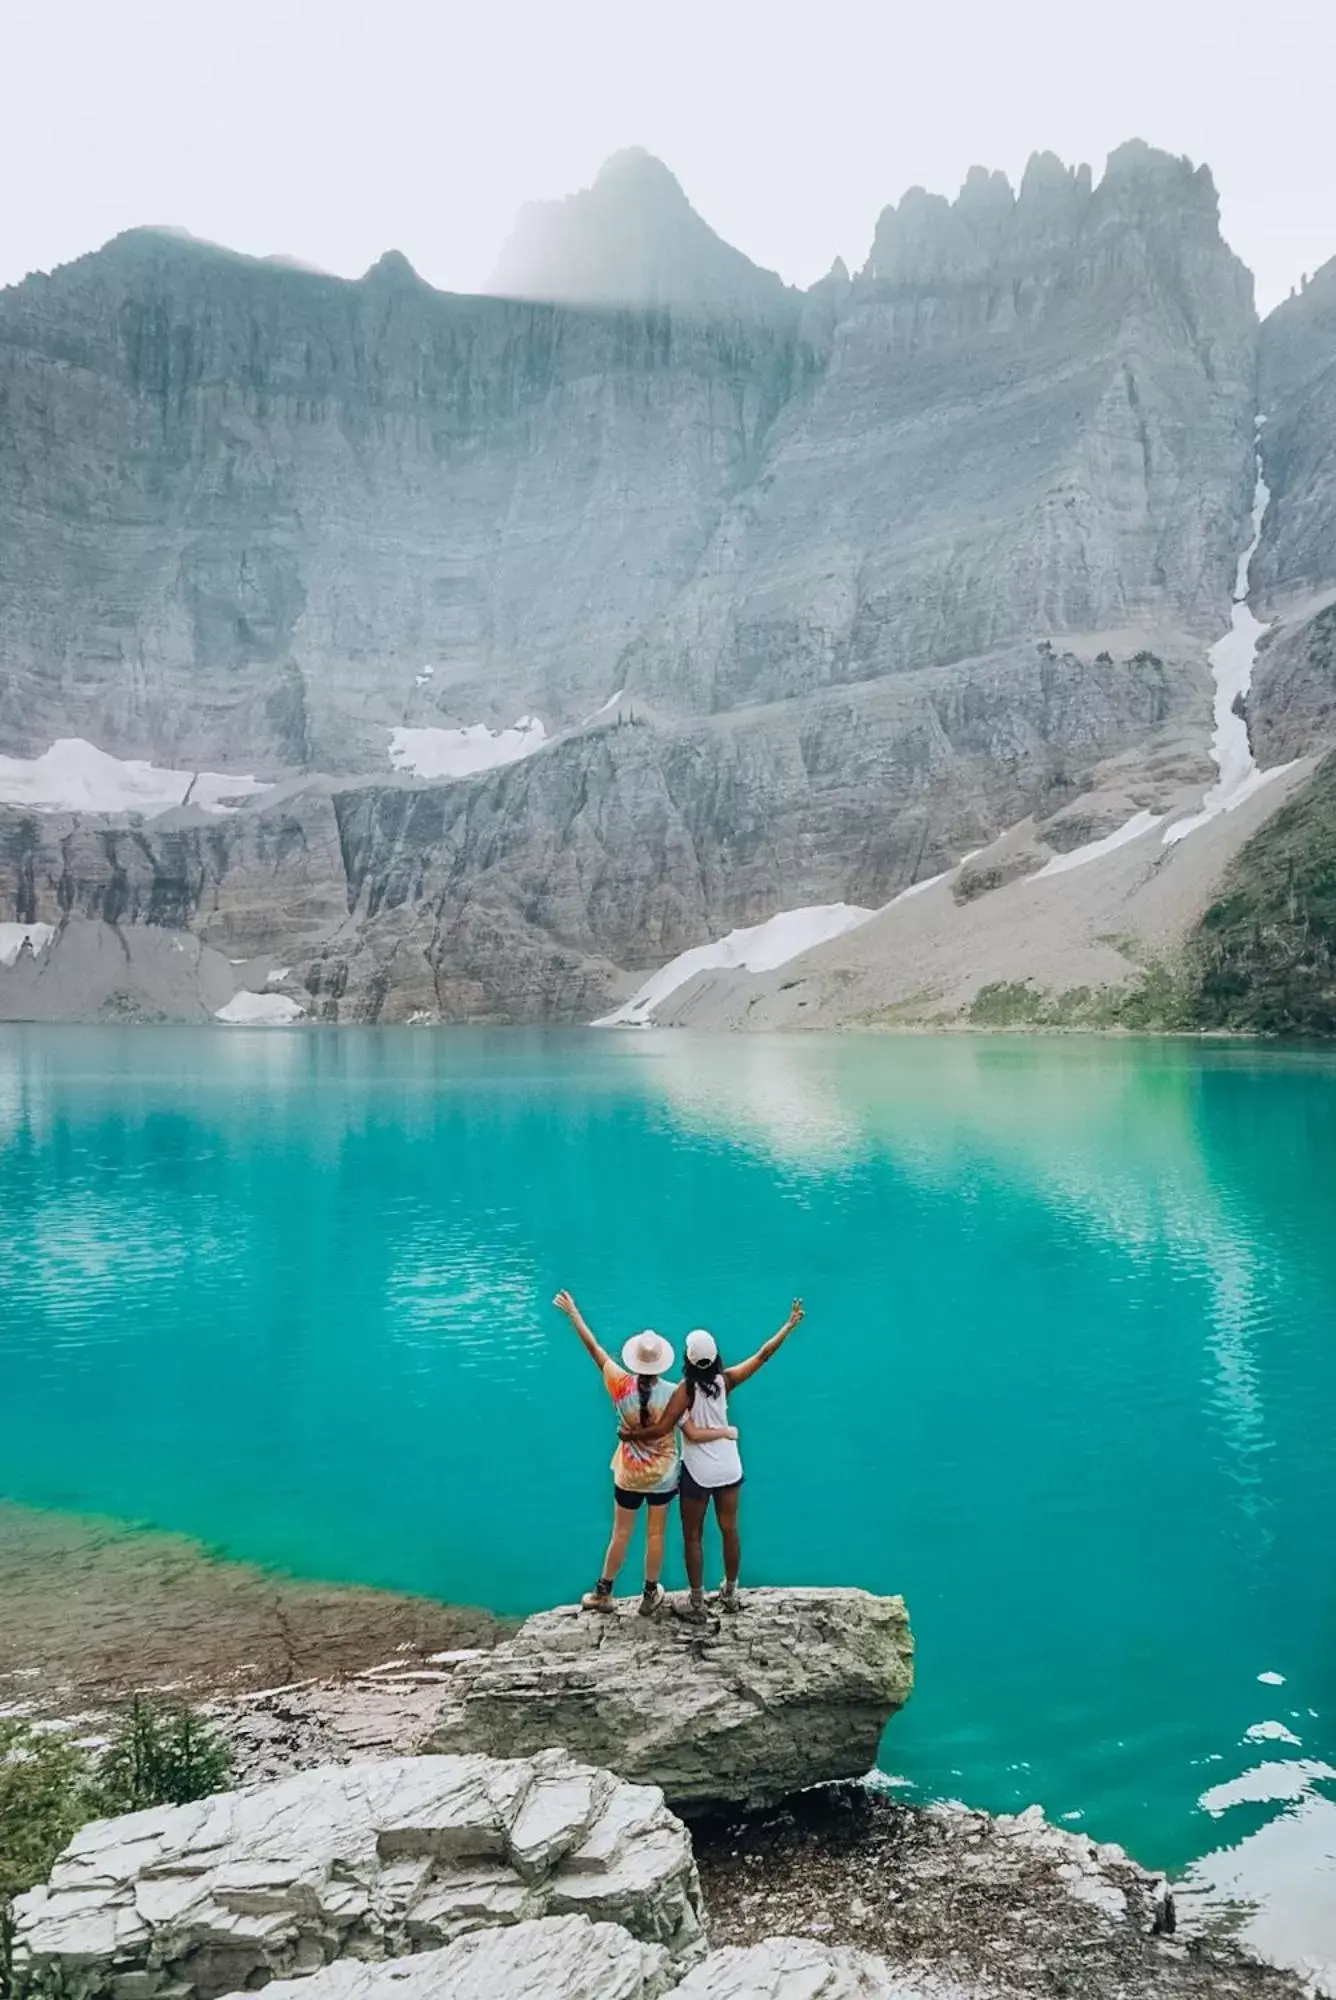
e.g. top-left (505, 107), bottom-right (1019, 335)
top-left (0, 141), bottom-right (1281, 1021)
top-left (0, 641), bottom-right (1208, 1024)
top-left (0, 145), bottom-right (1253, 766)
top-left (8, 1752), bottom-right (705, 2000)
top-left (260, 1917), bottom-right (676, 2000)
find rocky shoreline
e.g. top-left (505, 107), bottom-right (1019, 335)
top-left (199, 1659), bottom-right (1313, 2000)
top-left (8, 1658), bottom-right (1311, 2000)
top-left (2, 1523), bottom-right (1317, 2000)
top-left (693, 1787), bottom-right (1304, 2000)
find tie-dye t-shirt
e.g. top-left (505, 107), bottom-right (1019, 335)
top-left (603, 1363), bottom-right (680, 1493)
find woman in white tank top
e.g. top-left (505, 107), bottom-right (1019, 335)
top-left (626, 1298), bottom-right (804, 1620)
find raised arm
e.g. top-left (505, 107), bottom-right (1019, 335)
top-left (553, 1290), bottom-right (612, 1373)
top-left (724, 1298), bottom-right (804, 1389)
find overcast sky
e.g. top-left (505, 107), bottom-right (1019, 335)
top-left (4, 0), bottom-right (1333, 314)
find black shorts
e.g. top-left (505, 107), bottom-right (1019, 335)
top-left (679, 1466), bottom-right (744, 1502)
top-left (614, 1483), bottom-right (679, 1511)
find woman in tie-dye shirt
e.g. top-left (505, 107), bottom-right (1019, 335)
top-left (553, 1289), bottom-right (732, 1618)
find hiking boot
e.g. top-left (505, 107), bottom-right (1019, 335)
top-left (671, 1593), bottom-right (710, 1625)
top-left (638, 1583), bottom-right (666, 1619)
top-left (717, 1581), bottom-right (741, 1614)
top-left (582, 1582), bottom-right (615, 1612)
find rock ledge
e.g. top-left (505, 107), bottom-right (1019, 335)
top-left (425, 1587), bottom-right (913, 1812)
top-left (10, 1751), bottom-right (704, 2000)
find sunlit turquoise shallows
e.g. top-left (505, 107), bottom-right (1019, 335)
top-left (2, 1029), bottom-right (1333, 1899)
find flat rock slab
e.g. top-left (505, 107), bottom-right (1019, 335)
top-left (675, 1938), bottom-right (935, 1997)
top-left (9, 1752), bottom-right (704, 2000)
top-left (425, 1587), bottom-right (913, 1812)
top-left (261, 1924), bottom-right (927, 1999)
top-left (260, 1916), bottom-right (675, 2000)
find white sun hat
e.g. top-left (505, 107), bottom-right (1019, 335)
top-left (621, 1328), bottom-right (675, 1375)
top-left (685, 1329), bottom-right (718, 1364)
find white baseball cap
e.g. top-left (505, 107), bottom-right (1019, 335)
top-left (685, 1328), bottom-right (718, 1364)
top-left (621, 1329), bottom-right (675, 1375)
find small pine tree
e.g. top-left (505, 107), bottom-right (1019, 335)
top-left (93, 1698), bottom-right (233, 1817)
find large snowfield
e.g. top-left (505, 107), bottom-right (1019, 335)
top-left (388, 718), bottom-right (546, 781)
top-left (0, 739), bottom-right (269, 816)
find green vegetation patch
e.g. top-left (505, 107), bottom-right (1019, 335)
top-left (1190, 751), bottom-right (1336, 1034)
top-left (1, 1701), bottom-right (232, 2000)
top-left (967, 966), bottom-right (1197, 1032)
top-left (965, 755), bottom-right (1336, 1039)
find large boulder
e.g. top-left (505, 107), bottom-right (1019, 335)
top-left (425, 1588), bottom-right (913, 1812)
top-left (8, 1752), bottom-right (704, 2000)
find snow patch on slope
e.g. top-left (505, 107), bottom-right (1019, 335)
top-left (889, 868), bottom-right (951, 902)
top-left (0, 923), bottom-right (55, 967)
top-left (1036, 810), bottom-right (1163, 878)
top-left (0, 740), bottom-right (270, 816)
top-left (597, 903), bottom-right (877, 1026)
top-left (1164, 442), bottom-right (1295, 847)
top-left (215, 991), bottom-right (305, 1026)
top-left (388, 718), bottom-right (546, 781)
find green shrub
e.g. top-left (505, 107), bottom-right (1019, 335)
top-left (0, 1723), bottom-right (90, 2000)
top-left (0, 1725), bottom-right (88, 1908)
top-left (1, 1702), bottom-right (232, 2000)
top-left (93, 1698), bottom-right (232, 1816)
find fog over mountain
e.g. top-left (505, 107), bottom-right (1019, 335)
top-left (0, 141), bottom-right (1333, 1029)
top-left (487, 148), bottom-right (792, 314)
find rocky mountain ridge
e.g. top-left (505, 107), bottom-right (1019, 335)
top-left (0, 139), bottom-right (1331, 1024)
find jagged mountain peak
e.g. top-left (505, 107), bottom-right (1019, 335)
top-left (486, 149), bottom-right (791, 317)
top-left (1103, 137), bottom-right (1213, 191)
top-left (861, 139), bottom-right (1236, 288)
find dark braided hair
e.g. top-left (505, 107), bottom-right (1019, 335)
top-left (684, 1353), bottom-right (723, 1414)
top-left (636, 1374), bottom-right (656, 1426)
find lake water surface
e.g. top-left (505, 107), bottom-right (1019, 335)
top-left (0, 1027), bottom-right (1333, 1975)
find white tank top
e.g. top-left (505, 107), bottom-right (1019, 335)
top-left (681, 1376), bottom-right (743, 1487)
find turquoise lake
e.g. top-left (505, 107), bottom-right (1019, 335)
top-left (1, 1025), bottom-right (1333, 1950)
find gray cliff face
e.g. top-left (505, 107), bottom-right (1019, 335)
top-left (0, 143), bottom-right (1252, 772)
top-left (0, 141), bottom-right (1292, 1020)
top-left (1250, 262), bottom-right (1336, 761)
top-left (1250, 602), bottom-right (1336, 765)
top-left (486, 149), bottom-right (792, 316)
top-left (1257, 257), bottom-right (1336, 605)
top-left (0, 228), bottom-right (805, 769)
top-left (0, 637), bottom-right (1202, 1021)
top-left (625, 142), bottom-right (1257, 718)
